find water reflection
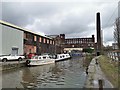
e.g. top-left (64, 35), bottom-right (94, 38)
top-left (2, 56), bottom-right (86, 89)
top-left (21, 63), bottom-right (55, 89)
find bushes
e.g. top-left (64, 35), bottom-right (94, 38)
top-left (82, 48), bottom-right (94, 53)
top-left (83, 54), bottom-right (94, 67)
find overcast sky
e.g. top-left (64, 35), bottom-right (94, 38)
top-left (1, 0), bottom-right (119, 46)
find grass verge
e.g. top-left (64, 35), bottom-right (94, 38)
top-left (98, 55), bottom-right (119, 88)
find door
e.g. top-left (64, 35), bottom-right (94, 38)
top-left (12, 47), bottom-right (18, 55)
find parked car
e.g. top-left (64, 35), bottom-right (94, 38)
top-left (0, 54), bottom-right (25, 62)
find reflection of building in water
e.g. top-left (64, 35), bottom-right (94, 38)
top-left (51, 64), bottom-right (62, 74)
top-left (22, 68), bottom-right (36, 83)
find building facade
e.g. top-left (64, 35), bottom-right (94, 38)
top-left (64, 35), bottom-right (95, 52)
top-left (0, 24), bottom-right (2, 55)
top-left (112, 43), bottom-right (119, 50)
top-left (0, 20), bottom-right (96, 55)
top-left (0, 21), bottom-right (24, 55)
top-left (47, 34), bottom-right (95, 53)
top-left (46, 34), bottom-right (65, 54)
top-left (24, 32), bottom-right (55, 55)
top-left (0, 20), bottom-right (55, 56)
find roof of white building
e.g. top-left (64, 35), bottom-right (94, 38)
top-left (0, 20), bottom-right (53, 40)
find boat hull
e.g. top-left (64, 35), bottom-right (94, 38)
top-left (55, 57), bottom-right (71, 62)
top-left (26, 59), bottom-right (55, 66)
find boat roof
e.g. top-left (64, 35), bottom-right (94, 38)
top-left (34, 55), bottom-right (50, 57)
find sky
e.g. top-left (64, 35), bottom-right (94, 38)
top-left (1, 0), bottom-right (119, 46)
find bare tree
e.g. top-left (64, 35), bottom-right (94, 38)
top-left (114, 17), bottom-right (120, 89)
top-left (114, 17), bottom-right (120, 50)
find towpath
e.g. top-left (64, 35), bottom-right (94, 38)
top-left (85, 56), bottom-right (114, 88)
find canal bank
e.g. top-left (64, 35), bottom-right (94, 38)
top-left (84, 56), bottom-right (114, 88)
top-left (1, 60), bottom-right (26, 71)
top-left (98, 55), bottom-right (119, 88)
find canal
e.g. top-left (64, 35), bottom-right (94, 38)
top-left (2, 56), bottom-right (87, 89)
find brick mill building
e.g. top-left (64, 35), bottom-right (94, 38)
top-left (0, 20), bottom-right (96, 56)
top-left (47, 34), bottom-right (95, 53)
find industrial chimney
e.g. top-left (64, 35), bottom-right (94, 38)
top-left (96, 12), bottom-right (102, 56)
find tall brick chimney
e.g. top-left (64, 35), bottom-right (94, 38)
top-left (96, 12), bottom-right (102, 55)
top-left (92, 35), bottom-right (95, 42)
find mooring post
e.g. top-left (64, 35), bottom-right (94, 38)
top-left (98, 79), bottom-right (103, 90)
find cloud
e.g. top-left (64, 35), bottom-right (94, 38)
top-left (1, 0), bottom-right (119, 46)
top-left (103, 26), bottom-right (115, 43)
top-left (2, 2), bottom-right (64, 26)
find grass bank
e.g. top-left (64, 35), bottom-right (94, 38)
top-left (98, 55), bottom-right (119, 88)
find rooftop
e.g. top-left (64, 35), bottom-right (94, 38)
top-left (0, 20), bottom-right (53, 40)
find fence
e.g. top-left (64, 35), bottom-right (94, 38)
top-left (107, 50), bottom-right (120, 61)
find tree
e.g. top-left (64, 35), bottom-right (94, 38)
top-left (103, 45), bottom-right (113, 51)
top-left (82, 48), bottom-right (94, 53)
top-left (114, 18), bottom-right (120, 87)
top-left (114, 17), bottom-right (120, 49)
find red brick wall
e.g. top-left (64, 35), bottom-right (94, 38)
top-left (24, 45), bottom-right (36, 54)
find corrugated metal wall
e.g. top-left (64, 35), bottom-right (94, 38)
top-left (0, 24), bottom-right (2, 55)
top-left (1, 25), bottom-right (23, 55)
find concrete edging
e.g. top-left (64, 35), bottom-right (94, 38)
top-left (0, 61), bottom-right (26, 71)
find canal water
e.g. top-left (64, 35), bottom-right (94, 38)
top-left (2, 56), bottom-right (87, 89)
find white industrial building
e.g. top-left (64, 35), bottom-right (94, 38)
top-left (0, 20), bottom-right (24, 55)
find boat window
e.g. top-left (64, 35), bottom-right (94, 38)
top-left (49, 56), bottom-right (52, 58)
top-left (55, 55), bottom-right (57, 59)
top-left (60, 56), bottom-right (62, 58)
top-left (34, 56), bottom-right (38, 59)
top-left (63, 55), bottom-right (65, 57)
top-left (43, 56), bottom-right (46, 59)
top-left (39, 57), bottom-right (41, 59)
